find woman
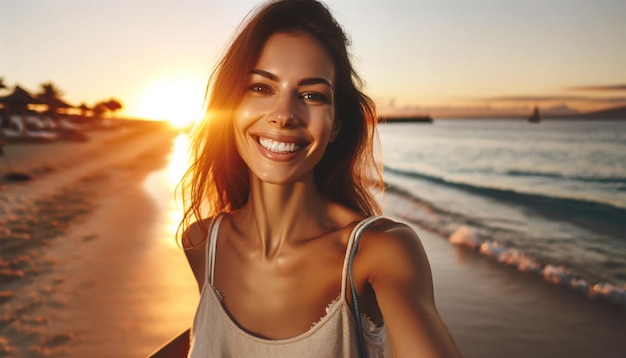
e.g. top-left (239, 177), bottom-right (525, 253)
top-left (153, 0), bottom-right (460, 356)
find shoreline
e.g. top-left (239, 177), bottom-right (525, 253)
top-left (383, 190), bottom-right (626, 358)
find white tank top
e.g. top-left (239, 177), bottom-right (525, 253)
top-left (187, 214), bottom-right (391, 357)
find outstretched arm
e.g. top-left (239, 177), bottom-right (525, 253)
top-left (365, 221), bottom-right (461, 357)
top-left (148, 329), bottom-right (190, 358)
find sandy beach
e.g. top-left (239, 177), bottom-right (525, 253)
top-left (0, 123), bottom-right (624, 357)
top-left (0, 122), bottom-right (198, 357)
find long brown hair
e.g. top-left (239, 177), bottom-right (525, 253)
top-left (178, 0), bottom-right (383, 244)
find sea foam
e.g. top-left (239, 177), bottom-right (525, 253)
top-left (447, 225), bottom-right (626, 306)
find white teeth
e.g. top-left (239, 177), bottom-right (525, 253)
top-left (259, 137), bottom-right (301, 153)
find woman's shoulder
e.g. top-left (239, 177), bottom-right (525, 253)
top-left (361, 216), bottom-right (420, 245)
top-left (356, 217), bottom-right (428, 274)
top-left (182, 214), bottom-right (224, 291)
top-left (182, 215), bottom-right (223, 250)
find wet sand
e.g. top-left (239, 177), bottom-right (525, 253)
top-left (384, 194), bottom-right (626, 358)
top-left (1, 124), bottom-right (624, 357)
top-left (411, 222), bottom-right (626, 358)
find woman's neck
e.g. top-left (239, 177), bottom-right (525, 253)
top-left (235, 175), bottom-right (333, 260)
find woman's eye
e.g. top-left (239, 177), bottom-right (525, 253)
top-left (247, 83), bottom-right (273, 95)
top-left (300, 92), bottom-right (330, 105)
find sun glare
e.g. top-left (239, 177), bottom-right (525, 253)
top-left (142, 132), bottom-right (191, 250)
top-left (133, 75), bottom-right (205, 128)
top-left (165, 133), bottom-right (191, 248)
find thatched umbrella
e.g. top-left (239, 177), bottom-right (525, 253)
top-left (44, 96), bottom-right (74, 110)
top-left (37, 94), bottom-right (74, 124)
top-left (0, 85), bottom-right (44, 106)
top-left (76, 103), bottom-right (91, 121)
top-left (0, 86), bottom-right (44, 137)
top-left (0, 86), bottom-right (46, 180)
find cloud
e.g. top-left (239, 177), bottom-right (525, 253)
top-left (566, 84), bottom-right (626, 92)
top-left (468, 95), bottom-right (626, 104)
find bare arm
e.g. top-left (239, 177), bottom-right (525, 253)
top-left (148, 329), bottom-right (190, 358)
top-left (183, 220), bottom-right (209, 292)
top-left (365, 221), bottom-right (461, 357)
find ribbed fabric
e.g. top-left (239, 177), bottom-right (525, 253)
top-left (188, 215), bottom-right (391, 358)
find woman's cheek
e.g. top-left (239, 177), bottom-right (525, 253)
top-left (238, 96), bottom-right (274, 119)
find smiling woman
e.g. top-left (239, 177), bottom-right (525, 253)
top-left (152, 1), bottom-right (461, 357)
top-left (132, 75), bottom-right (206, 128)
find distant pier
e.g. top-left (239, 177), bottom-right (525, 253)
top-left (378, 115), bottom-right (433, 123)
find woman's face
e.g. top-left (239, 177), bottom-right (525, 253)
top-left (234, 32), bottom-right (337, 185)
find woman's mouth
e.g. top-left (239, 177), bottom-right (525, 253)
top-left (258, 137), bottom-right (303, 154)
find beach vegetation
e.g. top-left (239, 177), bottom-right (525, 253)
top-left (37, 82), bottom-right (72, 124)
top-left (0, 79), bottom-right (127, 142)
top-left (103, 98), bottom-right (123, 116)
top-left (91, 98), bottom-right (124, 120)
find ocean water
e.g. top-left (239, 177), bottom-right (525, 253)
top-left (378, 119), bottom-right (626, 306)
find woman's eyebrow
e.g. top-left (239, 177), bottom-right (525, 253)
top-left (250, 69), bottom-right (278, 81)
top-left (298, 77), bottom-right (333, 89)
top-left (250, 69), bottom-right (333, 89)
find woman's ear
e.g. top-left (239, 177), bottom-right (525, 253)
top-left (329, 119), bottom-right (341, 143)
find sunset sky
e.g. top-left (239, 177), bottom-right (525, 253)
top-left (1, 0), bottom-right (625, 124)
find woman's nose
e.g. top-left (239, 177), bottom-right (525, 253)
top-left (269, 93), bottom-right (298, 128)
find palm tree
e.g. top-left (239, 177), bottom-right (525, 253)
top-left (104, 98), bottom-right (123, 118)
top-left (37, 82), bottom-right (72, 124)
top-left (92, 102), bottom-right (107, 120)
top-left (0, 78), bottom-right (7, 128)
top-left (38, 82), bottom-right (63, 104)
top-left (78, 103), bottom-right (90, 119)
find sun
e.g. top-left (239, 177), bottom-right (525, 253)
top-left (132, 75), bottom-right (206, 128)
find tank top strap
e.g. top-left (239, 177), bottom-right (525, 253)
top-left (205, 213), bottom-right (226, 285)
top-left (340, 216), bottom-right (387, 299)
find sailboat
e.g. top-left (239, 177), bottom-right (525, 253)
top-left (528, 106), bottom-right (541, 123)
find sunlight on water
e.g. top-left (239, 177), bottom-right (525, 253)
top-left (166, 133), bottom-right (191, 242)
top-left (137, 132), bottom-right (199, 351)
top-left (143, 132), bottom-right (191, 249)
top-left (167, 133), bottom-right (192, 186)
